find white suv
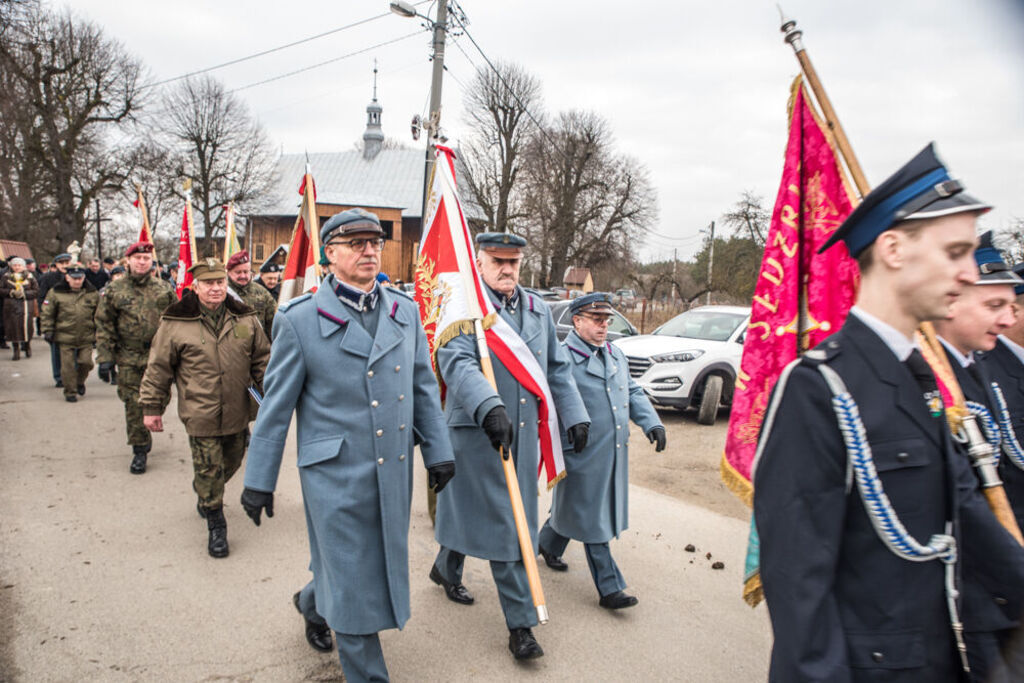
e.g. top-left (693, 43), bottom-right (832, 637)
top-left (612, 305), bottom-right (750, 425)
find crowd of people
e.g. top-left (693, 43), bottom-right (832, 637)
top-left (7, 143), bottom-right (1024, 681)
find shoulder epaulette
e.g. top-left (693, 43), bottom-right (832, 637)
top-left (279, 292), bottom-right (312, 311)
top-left (389, 287), bottom-right (414, 301)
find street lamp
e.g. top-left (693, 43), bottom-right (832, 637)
top-left (388, 1), bottom-right (418, 19)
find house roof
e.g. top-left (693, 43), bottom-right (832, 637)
top-left (258, 148), bottom-right (486, 223)
top-left (263, 149), bottom-right (426, 218)
top-left (0, 240), bottom-right (33, 261)
top-left (563, 266), bottom-right (592, 285)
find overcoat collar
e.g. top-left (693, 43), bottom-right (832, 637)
top-left (565, 329), bottom-right (608, 378)
top-left (993, 338), bottom-right (1024, 394)
top-left (844, 314), bottom-right (943, 446)
top-left (315, 281), bottom-right (409, 364)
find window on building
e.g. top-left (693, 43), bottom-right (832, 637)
top-left (381, 220), bottom-right (394, 241)
top-left (254, 244), bottom-right (264, 260)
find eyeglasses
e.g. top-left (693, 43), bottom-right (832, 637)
top-left (327, 237), bottom-right (386, 252)
top-left (579, 313), bottom-right (613, 325)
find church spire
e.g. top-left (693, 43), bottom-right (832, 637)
top-left (363, 60), bottom-right (384, 160)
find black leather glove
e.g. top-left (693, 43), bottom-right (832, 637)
top-left (43, 332), bottom-right (53, 343)
top-left (97, 361), bottom-right (113, 383)
top-left (647, 426), bottom-right (667, 452)
top-left (240, 488), bottom-right (274, 526)
top-left (427, 462), bottom-right (456, 493)
top-left (567, 423), bottom-right (590, 453)
top-left (482, 405), bottom-right (514, 457)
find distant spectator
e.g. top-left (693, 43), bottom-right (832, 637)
top-left (376, 272), bottom-right (392, 287)
top-left (0, 257), bottom-right (38, 360)
top-left (84, 258), bottom-right (110, 291)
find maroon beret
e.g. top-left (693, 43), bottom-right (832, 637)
top-left (125, 241), bottom-right (155, 257)
top-left (226, 250), bottom-right (250, 270)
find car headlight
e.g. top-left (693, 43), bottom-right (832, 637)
top-left (650, 350), bottom-right (704, 363)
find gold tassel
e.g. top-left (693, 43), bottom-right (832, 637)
top-left (743, 573), bottom-right (765, 607)
top-left (719, 452), bottom-right (754, 508)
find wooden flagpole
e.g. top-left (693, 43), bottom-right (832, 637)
top-left (780, 11), bottom-right (1024, 546)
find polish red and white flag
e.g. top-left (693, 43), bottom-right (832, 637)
top-left (278, 165), bottom-right (322, 304)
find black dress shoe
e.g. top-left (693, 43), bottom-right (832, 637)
top-left (65, 395), bottom-right (77, 403)
top-left (54, 379), bottom-right (62, 388)
top-left (508, 627), bottom-right (544, 660)
top-left (599, 590), bottom-right (639, 610)
top-left (77, 383), bottom-right (85, 396)
top-left (293, 592), bottom-right (333, 652)
top-left (539, 548), bottom-right (568, 571)
top-left (429, 564), bottom-right (474, 605)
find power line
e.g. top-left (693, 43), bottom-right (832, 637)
top-left (142, 2), bottom-right (431, 91)
top-left (227, 32), bottom-right (422, 94)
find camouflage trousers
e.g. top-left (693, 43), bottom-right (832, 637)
top-left (59, 346), bottom-right (93, 398)
top-left (116, 365), bottom-right (151, 448)
top-left (189, 430), bottom-right (247, 511)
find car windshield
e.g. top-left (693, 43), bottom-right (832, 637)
top-left (654, 310), bottom-right (747, 342)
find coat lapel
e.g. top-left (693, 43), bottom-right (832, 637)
top-left (315, 284), bottom-right (372, 359)
top-left (518, 290), bottom-right (542, 345)
top-left (368, 292), bottom-right (409, 366)
top-left (846, 315), bottom-right (942, 447)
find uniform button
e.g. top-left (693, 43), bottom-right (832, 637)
top-left (871, 652), bottom-right (884, 663)
top-left (520, 398), bottom-right (527, 404)
top-left (519, 421), bottom-right (525, 428)
top-left (606, 388), bottom-right (611, 393)
top-left (399, 424), bottom-right (406, 431)
top-left (376, 429), bottom-right (383, 437)
top-left (536, 350), bottom-right (541, 355)
top-left (377, 457), bottom-right (384, 465)
top-left (896, 452), bottom-right (909, 461)
top-left (371, 400), bottom-right (379, 408)
top-left (398, 394), bottom-right (405, 401)
top-left (399, 454), bottom-right (406, 461)
top-left (395, 365), bottom-right (401, 372)
top-left (616, 425), bottom-right (621, 430)
top-left (367, 370), bottom-right (374, 378)
top-left (616, 443), bottom-right (620, 448)
top-left (613, 406), bottom-right (618, 411)
top-left (619, 385), bottom-right (624, 390)
top-left (995, 596), bottom-right (1009, 606)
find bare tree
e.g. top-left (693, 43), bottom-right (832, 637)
top-left (722, 190), bottom-right (768, 247)
top-left (459, 60), bottom-right (541, 234)
top-left (522, 110), bottom-right (657, 287)
top-left (0, 7), bottom-right (145, 256)
top-left (161, 75), bottom-right (277, 253)
top-left (996, 219), bottom-right (1024, 264)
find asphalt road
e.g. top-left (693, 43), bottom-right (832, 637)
top-left (0, 351), bottom-right (770, 681)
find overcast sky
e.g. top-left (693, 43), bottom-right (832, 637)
top-left (67, 0), bottom-right (1024, 261)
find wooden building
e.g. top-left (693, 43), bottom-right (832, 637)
top-left (247, 82), bottom-right (482, 283)
top-left (563, 266), bottom-right (594, 293)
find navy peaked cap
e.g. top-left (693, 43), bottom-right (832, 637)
top-left (570, 292), bottom-right (614, 315)
top-left (820, 143), bottom-right (991, 257)
top-left (974, 231), bottom-right (1022, 287)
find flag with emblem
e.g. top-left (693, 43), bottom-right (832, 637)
top-left (133, 183), bottom-right (154, 244)
top-left (278, 165), bottom-right (321, 304)
top-left (222, 201), bottom-right (242, 263)
top-left (720, 76), bottom-right (860, 605)
top-left (175, 180), bottom-right (199, 298)
top-left (415, 145), bottom-right (566, 487)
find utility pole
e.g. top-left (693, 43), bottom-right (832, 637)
top-left (420, 1), bottom-right (448, 219)
top-left (95, 199), bottom-right (103, 260)
top-left (672, 248), bottom-right (678, 302)
top-left (706, 220), bottom-right (715, 305)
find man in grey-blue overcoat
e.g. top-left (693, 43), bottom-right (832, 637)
top-left (240, 209), bottom-right (455, 683)
top-left (430, 232), bottom-right (590, 661)
top-left (537, 292), bottom-right (666, 609)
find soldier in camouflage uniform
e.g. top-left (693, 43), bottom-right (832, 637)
top-left (226, 251), bottom-right (276, 336)
top-left (141, 258), bottom-right (270, 558)
top-left (39, 263), bottom-right (100, 401)
top-left (95, 241), bottom-right (176, 474)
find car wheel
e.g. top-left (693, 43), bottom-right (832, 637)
top-left (697, 374), bottom-right (724, 426)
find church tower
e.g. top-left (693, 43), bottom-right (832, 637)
top-left (362, 61), bottom-right (384, 160)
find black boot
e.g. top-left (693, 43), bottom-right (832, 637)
top-left (130, 445), bottom-right (147, 474)
top-left (207, 508), bottom-right (229, 558)
top-left (11, 344), bottom-right (19, 361)
top-left (22, 341), bottom-right (30, 358)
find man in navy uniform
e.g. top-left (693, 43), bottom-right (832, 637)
top-left (979, 260), bottom-right (1024, 532)
top-left (239, 208), bottom-right (455, 683)
top-left (431, 232), bottom-right (589, 661)
top-left (933, 233), bottom-right (1024, 680)
top-left (537, 292), bottom-right (665, 609)
top-left (754, 143), bottom-right (1024, 681)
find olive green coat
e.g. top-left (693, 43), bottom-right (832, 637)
top-left (139, 292), bottom-right (271, 437)
top-left (40, 280), bottom-right (100, 347)
top-left (229, 280), bottom-right (277, 336)
top-left (95, 273), bottom-right (177, 367)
